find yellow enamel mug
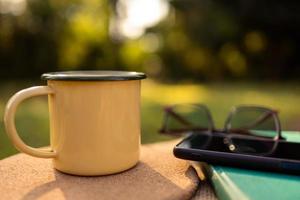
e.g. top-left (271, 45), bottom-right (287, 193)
top-left (4, 71), bottom-right (146, 176)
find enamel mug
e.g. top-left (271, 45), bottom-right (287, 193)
top-left (4, 71), bottom-right (146, 176)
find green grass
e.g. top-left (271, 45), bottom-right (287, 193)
top-left (1, 80), bottom-right (300, 159)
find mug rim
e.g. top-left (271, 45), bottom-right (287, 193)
top-left (41, 70), bottom-right (146, 81)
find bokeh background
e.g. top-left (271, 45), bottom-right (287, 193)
top-left (1, 0), bottom-right (300, 158)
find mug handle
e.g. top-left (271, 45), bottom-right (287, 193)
top-left (4, 86), bottom-right (57, 158)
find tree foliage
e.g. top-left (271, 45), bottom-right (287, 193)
top-left (148, 0), bottom-right (300, 81)
top-left (0, 0), bottom-right (300, 81)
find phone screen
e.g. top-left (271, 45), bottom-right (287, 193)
top-left (179, 133), bottom-right (300, 160)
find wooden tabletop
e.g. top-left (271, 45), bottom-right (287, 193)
top-left (0, 140), bottom-right (216, 200)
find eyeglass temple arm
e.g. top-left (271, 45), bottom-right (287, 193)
top-left (165, 105), bottom-right (215, 129)
top-left (159, 108), bottom-right (194, 134)
top-left (160, 106), bottom-right (213, 134)
top-left (226, 110), bottom-right (283, 139)
top-left (165, 108), bottom-right (193, 126)
top-left (237, 111), bottom-right (275, 130)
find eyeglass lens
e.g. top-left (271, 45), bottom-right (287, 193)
top-left (225, 107), bottom-right (279, 155)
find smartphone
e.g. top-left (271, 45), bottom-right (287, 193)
top-left (174, 133), bottom-right (300, 174)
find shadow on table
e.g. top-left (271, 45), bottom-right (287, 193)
top-left (22, 162), bottom-right (195, 200)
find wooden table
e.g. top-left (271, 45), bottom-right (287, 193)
top-left (0, 140), bottom-right (216, 200)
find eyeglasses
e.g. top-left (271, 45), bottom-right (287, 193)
top-left (159, 104), bottom-right (285, 156)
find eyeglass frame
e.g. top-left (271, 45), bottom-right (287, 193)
top-left (159, 104), bottom-right (284, 156)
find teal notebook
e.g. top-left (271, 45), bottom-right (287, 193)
top-left (206, 131), bottom-right (300, 200)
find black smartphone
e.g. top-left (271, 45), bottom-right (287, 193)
top-left (174, 133), bottom-right (300, 175)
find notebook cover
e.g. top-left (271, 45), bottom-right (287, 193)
top-left (206, 131), bottom-right (300, 200)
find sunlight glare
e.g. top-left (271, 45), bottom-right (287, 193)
top-left (0, 0), bottom-right (26, 16)
top-left (118, 0), bottom-right (169, 38)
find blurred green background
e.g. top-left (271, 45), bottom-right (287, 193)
top-left (1, 0), bottom-right (300, 159)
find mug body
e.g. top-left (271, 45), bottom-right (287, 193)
top-left (47, 79), bottom-right (141, 175)
top-left (48, 80), bottom-right (141, 175)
